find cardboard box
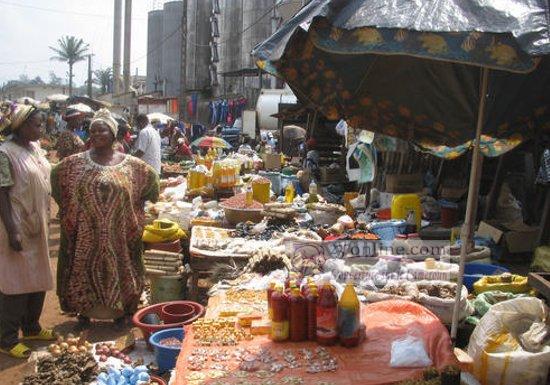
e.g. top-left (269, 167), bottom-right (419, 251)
top-left (262, 153), bottom-right (281, 170)
top-left (385, 173), bottom-right (423, 194)
top-left (477, 220), bottom-right (540, 254)
top-left (320, 167), bottom-right (348, 184)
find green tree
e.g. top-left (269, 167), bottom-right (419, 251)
top-left (49, 36), bottom-right (89, 96)
top-left (49, 71), bottom-right (63, 86)
top-left (93, 67), bottom-right (113, 94)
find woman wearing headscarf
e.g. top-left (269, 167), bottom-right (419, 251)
top-left (55, 109), bottom-right (85, 160)
top-left (51, 109), bottom-right (159, 329)
top-left (0, 104), bottom-right (55, 358)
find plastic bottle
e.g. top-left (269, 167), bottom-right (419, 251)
top-left (289, 288), bottom-right (307, 342)
top-left (307, 181), bottom-right (319, 204)
top-left (285, 182), bottom-right (295, 203)
top-left (245, 184), bottom-right (253, 206)
top-left (306, 285), bottom-right (318, 341)
top-left (338, 281), bottom-right (361, 348)
top-left (267, 281), bottom-right (276, 320)
top-left (270, 285), bottom-right (289, 342)
top-left (316, 281), bottom-right (338, 346)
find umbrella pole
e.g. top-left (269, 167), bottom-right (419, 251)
top-left (450, 67), bottom-right (489, 343)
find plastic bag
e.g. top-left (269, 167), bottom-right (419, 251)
top-left (390, 335), bottom-right (433, 367)
top-left (468, 297), bottom-right (550, 385)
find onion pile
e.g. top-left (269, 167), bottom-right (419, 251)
top-left (94, 342), bottom-right (133, 364)
top-left (48, 334), bottom-right (93, 357)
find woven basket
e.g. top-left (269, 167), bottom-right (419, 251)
top-left (222, 205), bottom-right (265, 225)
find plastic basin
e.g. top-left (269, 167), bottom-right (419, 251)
top-left (464, 263), bottom-right (510, 291)
top-left (150, 375), bottom-right (167, 385)
top-left (161, 303), bottom-right (195, 324)
top-left (132, 301), bottom-right (205, 343)
top-left (149, 328), bottom-right (184, 373)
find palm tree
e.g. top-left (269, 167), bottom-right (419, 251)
top-left (93, 68), bottom-right (113, 94)
top-left (49, 36), bottom-right (89, 96)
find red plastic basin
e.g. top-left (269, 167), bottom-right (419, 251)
top-left (161, 303), bottom-right (195, 324)
top-left (132, 301), bottom-right (205, 342)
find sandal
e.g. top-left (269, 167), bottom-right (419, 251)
top-left (22, 329), bottom-right (57, 341)
top-left (0, 343), bottom-right (32, 359)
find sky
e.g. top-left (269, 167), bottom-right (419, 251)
top-left (0, 0), bottom-right (167, 86)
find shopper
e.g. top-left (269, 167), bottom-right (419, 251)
top-left (56, 109), bottom-right (86, 160)
top-left (0, 104), bottom-right (55, 358)
top-left (133, 113), bottom-right (162, 174)
top-left (52, 109), bottom-right (159, 330)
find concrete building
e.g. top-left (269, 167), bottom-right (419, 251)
top-left (162, 1), bottom-right (184, 98)
top-left (146, 9), bottom-right (164, 93)
top-left (1, 83), bottom-right (68, 101)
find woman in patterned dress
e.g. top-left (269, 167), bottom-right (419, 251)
top-left (51, 109), bottom-right (159, 329)
top-left (0, 104), bottom-right (56, 358)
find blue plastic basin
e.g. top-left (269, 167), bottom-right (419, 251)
top-left (149, 327), bottom-right (185, 373)
top-left (464, 263), bottom-right (509, 291)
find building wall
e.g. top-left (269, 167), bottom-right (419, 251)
top-left (1, 85), bottom-right (68, 101)
top-left (146, 10), bottom-right (164, 93)
top-left (161, 1), bottom-right (184, 97)
top-left (185, 0), bottom-right (212, 91)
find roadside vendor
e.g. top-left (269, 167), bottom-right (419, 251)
top-left (303, 138), bottom-right (320, 181)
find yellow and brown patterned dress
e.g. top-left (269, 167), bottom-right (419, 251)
top-left (51, 151), bottom-right (159, 315)
top-left (56, 130), bottom-right (85, 160)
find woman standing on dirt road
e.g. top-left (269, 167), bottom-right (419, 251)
top-left (52, 109), bottom-right (159, 331)
top-left (0, 104), bottom-right (56, 359)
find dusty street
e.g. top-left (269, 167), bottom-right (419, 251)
top-left (0, 203), bottom-right (134, 385)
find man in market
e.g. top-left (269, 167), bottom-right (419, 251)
top-left (55, 109), bottom-right (86, 160)
top-left (133, 113), bottom-right (162, 174)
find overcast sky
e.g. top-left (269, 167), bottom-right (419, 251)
top-left (0, 0), bottom-right (165, 86)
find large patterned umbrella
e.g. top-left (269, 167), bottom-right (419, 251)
top-left (191, 136), bottom-right (232, 149)
top-left (253, 0), bottom-right (550, 343)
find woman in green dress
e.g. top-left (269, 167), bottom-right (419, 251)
top-left (52, 109), bottom-right (159, 329)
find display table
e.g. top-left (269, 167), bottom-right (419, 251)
top-left (173, 299), bottom-right (458, 385)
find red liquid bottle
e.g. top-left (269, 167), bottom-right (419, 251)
top-left (306, 285), bottom-right (318, 341)
top-left (289, 288), bottom-right (307, 342)
top-left (316, 282), bottom-right (338, 346)
top-left (270, 285), bottom-right (289, 342)
top-left (267, 281), bottom-right (276, 320)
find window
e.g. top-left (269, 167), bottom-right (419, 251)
top-left (212, 0), bottom-right (220, 14)
top-left (211, 16), bottom-right (219, 38)
top-left (210, 42), bottom-right (219, 63)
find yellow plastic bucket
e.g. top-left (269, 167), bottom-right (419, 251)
top-left (252, 180), bottom-right (271, 204)
top-left (391, 193), bottom-right (422, 229)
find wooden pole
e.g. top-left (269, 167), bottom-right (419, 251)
top-left (450, 67), bottom-right (490, 342)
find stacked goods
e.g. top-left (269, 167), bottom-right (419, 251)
top-left (144, 250), bottom-right (183, 277)
top-left (262, 202), bottom-right (298, 220)
top-left (243, 245), bottom-right (292, 274)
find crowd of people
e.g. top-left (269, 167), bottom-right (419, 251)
top-left (0, 104), bottom-right (164, 359)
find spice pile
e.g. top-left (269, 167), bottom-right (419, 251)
top-left (223, 193), bottom-right (263, 210)
top-left (23, 352), bottom-right (98, 385)
top-left (186, 347), bottom-right (338, 381)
